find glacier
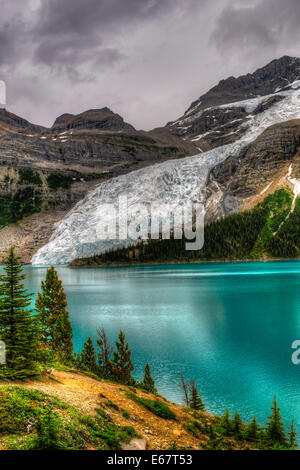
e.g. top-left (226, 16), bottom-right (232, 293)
top-left (32, 85), bottom-right (300, 265)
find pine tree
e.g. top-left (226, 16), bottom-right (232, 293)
top-left (232, 412), bottom-right (243, 438)
top-left (36, 266), bottom-right (73, 363)
top-left (246, 417), bottom-right (260, 442)
top-left (111, 330), bottom-right (134, 384)
top-left (52, 311), bottom-right (73, 364)
top-left (141, 363), bottom-right (157, 394)
top-left (189, 379), bottom-right (205, 411)
top-left (221, 409), bottom-right (232, 435)
top-left (80, 337), bottom-right (97, 373)
top-left (96, 326), bottom-right (113, 377)
top-left (288, 420), bottom-right (297, 449)
top-left (0, 248), bottom-right (39, 379)
top-left (265, 395), bottom-right (286, 446)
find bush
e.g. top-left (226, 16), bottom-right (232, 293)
top-left (47, 173), bottom-right (73, 190)
top-left (30, 407), bottom-right (63, 450)
top-left (18, 168), bottom-right (42, 186)
top-left (125, 392), bottom-right (177, 420)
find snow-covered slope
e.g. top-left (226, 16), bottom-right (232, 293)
top-left (32, 84), bottom-right (300, 265)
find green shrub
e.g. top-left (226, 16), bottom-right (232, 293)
top-left (47, 172), bottom-right (73, 190)
top-left (30, 407), bottom-right (63, 450)
top-left (18, 168), bottom-right (42, 186)
top-left (121, 409), bottom-right (130, 419)
top-left (125, 392), bottom-right (177, 420)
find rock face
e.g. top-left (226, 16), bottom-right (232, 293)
top-left (205, 120), bottom-right (300, 222)
top-left (167, 56), bottom-right (300, 151)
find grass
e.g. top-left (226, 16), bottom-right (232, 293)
top-left (0, 386), bottom-right (138, 450)
top-left (125, 391), bottom-right (177, 421)
top-left (121, 409), bottom-right (130, 419)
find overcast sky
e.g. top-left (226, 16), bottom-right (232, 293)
top-left (1, 0), bottom-right (300, 130)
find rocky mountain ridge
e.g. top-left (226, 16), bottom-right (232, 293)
top-left (167, 56), bottom-right (300, 152)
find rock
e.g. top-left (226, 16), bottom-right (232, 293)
top-left (168, 56), bottom-right (300, 150)
top-left (205, 119), bottom-right (300, 221)
top-left (121, 438), bottom-right (147, 451)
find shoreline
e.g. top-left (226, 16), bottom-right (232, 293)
top-left (68, 256), bottom-right (300, 269)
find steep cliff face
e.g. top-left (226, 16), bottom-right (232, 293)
top-left (205, 120), bottom-right (300, 221)
top-left (167, 56), bottom-right (300, 151)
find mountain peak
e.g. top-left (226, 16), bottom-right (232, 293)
top-left (186, 55), bottom-right (300, 114)
top-left (51, 107), bottom-right (135, 134)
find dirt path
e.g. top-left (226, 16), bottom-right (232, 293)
top-left (6, 369), bottom-right (208, 450)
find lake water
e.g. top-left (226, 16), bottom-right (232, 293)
top-left (23, 261), bottom-right (300, 430)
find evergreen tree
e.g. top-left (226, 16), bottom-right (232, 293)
top-left (96, 326), bottom-right (113, 377)
top-left (288, 420), bottom-right (297, 449)
top-left (265, 396), bottom-right (286, 446)
top-left (141, 363), bottom-right (157, 394)
top-left (52, 311), bottom-right (73, 364)
top-left (0, 248), bottom-right (39, 379)
top-left (232, 412), bottom-right (243, 438)
top-left (111, 330), bottom-right (134, 384)
top-left (246, 417), bottom-right (260, 442)
top-left (220, 409), bottom-right (232, 435)
top-left (80, 337), bottom-right (97, 373)
top-left (36, 266), bottom-right (73, 363)
top-left (189, 379), bottom-right (205, 411)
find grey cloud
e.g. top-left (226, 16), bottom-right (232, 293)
top-left (211, 0), bottom-right (300, 54)
top-left (33, 0), bottom-right (186, 68)
top-left (1, 0), bottom-right (300, 131)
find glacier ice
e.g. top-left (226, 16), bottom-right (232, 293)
top-left (32, 87), bottom-right (300, 265)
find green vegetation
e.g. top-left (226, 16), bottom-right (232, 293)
top-left (36, 266), bottom-right (73, 364)
top-left (189, 379), bottom-right (205, 411)
top-left (0, 187), bottom-right (42, 227)
top-left (0, 249), bottom-right (40, 379)
top-left (18, 168), bottom-right (42, 186)
top-left (0, 386), bottom-right (137, 450)
top-left (125, 391), bottom-right (177, 420)
top-left (111, 330), bottom-right (135, 384)
top-left (77, 188), bottom-right (300, 265)
top-left (138, 363), bottom-right (157, 394)
top-left (121, 409), bottom-right (130, 419)
top-left (47, 172), bottom-right (73, 190)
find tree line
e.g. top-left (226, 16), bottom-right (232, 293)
top-left (81, 188), bottom-right (300, 264)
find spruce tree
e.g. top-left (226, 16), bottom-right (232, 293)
top-left (0, 248), bottom-right (39, 379)
top-left (96, 326), bottom-right (113, 377)
top-left (288, 421), bottom-right (297, 449)
top-left (52, 311), bottom-right (73, 364)
top-left (111, 330), bottom-right (134, 384)
top-left (232, 412), bottom-right (243, 438)
top-left (80, 337), bottom-right (97, 373)
top-left (265, 396), bottom-right (286, 446)
top-left (246, 417), bottom-right (260, 442)
top-left (221, 409), bottom-right (232, 435)
top-left (141, 363), bottom-right (157, 394)
top-left (189, 379), bottom-right (205, 411)
top-left (36, 266), bottom-right (73, 363)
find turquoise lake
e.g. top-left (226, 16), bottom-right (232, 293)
top-left (23, 261), bottom-right (300, 430)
